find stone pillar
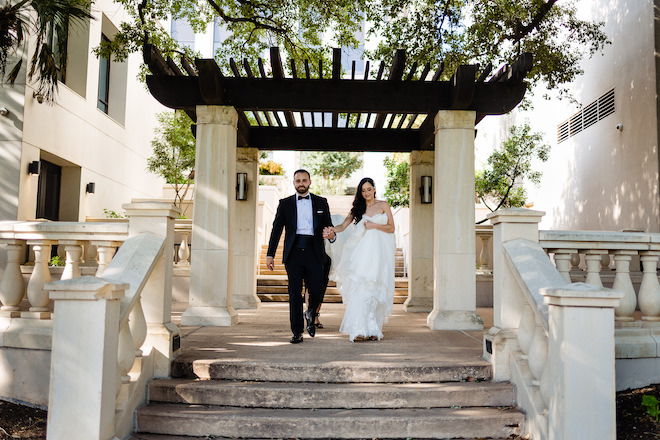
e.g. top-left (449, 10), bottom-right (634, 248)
top-left (542, 283), bottom-right (623, 440)
top-left (427, 110), bottom-right (482, 330)
top-left (483, 208), bottom-right (545, 381)
top-left (233, 147), bottom-right (261, 309)
top-left (181, 106), bottom-right (238, 326)
top-left (123, 202), bottom-right (181, 376)
top-left (46, 277), bottom-right (126, 440)
top-left (404, 150), bottom-right (434, 312)
top-left (488, 208), bottom-right (545, 329)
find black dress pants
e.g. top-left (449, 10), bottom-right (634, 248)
top-left (285, 246), bottom-right (324, 334)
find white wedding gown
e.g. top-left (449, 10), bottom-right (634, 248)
top-left (329, 213), bottom-right (396, 341)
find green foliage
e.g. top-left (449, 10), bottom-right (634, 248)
top-left (147, 110), bottom-right (196, 215)
top-left (642, 395), bottom-right (660, 421)
top-left (475, 121), bottom-right (550, 223)
top-left (49, 255), bottom-right (65, 266)
top-left (103, 208), bottom-right (126, 218)
top-left (259, 160), bottom-right (285, 176)
top-left (301, 151), bottom-right (363, 195)
top-left (365, 0), bottom-right (609, 99)
top-left (0, 0), bottom-right (93, 102)
top-left (383, 153), bottom-right (410, 208)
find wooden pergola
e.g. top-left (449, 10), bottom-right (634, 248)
top-left (144, 45), bottom-right (532, 152)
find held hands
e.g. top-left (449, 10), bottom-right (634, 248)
top-left (322, 226), bottom-right (336, 240)
top-left (266, 256), bottom-right (275, 271)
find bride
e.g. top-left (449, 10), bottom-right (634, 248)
top-left (323, 177), bottom-right (396, 341)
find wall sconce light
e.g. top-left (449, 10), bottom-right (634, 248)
top-left (28, 160), bottom-right (41, 175)
top-left (0, 107), bottom-right (9, 117)
top-left (86, 182), bottom-right (96, 194)
top-left (236, 173), bottom-right (248, 201)
top-left (32, 92), bottom-right (44, 104)
top-left (420, 176), bottom-right (432, 204)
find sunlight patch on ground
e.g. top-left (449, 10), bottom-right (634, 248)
top-left (230, 342), bottom-right (291, 347)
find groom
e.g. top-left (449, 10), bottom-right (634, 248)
top-left (266, 169), bottom-right (336, 344)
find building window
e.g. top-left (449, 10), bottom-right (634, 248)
top-left (557, 88), bottom-right (615, 143)
top-left (97, 34), bottom-right (110, 113)
top-left (171, 19), bottom-right (195, 50)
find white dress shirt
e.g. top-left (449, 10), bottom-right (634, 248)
top-left (295, 195), bottom-right (314, 235)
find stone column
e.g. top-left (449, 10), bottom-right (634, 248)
top-left (404, 150), bottom-right (434, 312)
top-left (427, 110), bottom-right (482, 330)
top-left (233, 147), bottom-right (261, 309)
top-left (181, 106), bottom-right (238, 326)
top-left (542, 283), bottom-right (623, 440)
top-left (123, 202), bottom-right (181, 376)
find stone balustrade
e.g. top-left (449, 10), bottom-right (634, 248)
top-left (0, 221), bottom-right (129, 318)
top-left (486, 209), bottom-right (623, 440)
top-left (539, 230), bottom-right (660, 322)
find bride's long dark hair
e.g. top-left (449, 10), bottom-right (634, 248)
top-left (350, 177), bottom-right (376, 224)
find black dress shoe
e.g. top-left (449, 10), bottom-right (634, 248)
top-left (290, 333), bottom-right (303, 344)
top-left (305, 310), bottom-right (315, 337)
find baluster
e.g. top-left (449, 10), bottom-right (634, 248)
top-left (476, 231), bottom-right (491, 270)
top-left (517, 303), bottom-right (535, 356)
top-left (95, 243), bottom-right (119, 276)
top-left (570, 253), bottom-right (581, 271)
top-left (528, 325), bottom-right (548, 384)
top-left (612, 250), bottom-right (637, 321)
top-left (539, 365), bottom-right (551, 409)
top-left (116, 319), bottom-right (135, 407)
top-left (24, 241), bottom-right (54, 318)
top-left (0, 242), bottom-right (26, 317)
top-left (129, 301), bottom-right (147, 358)
top-left (177, 232), bottom-right (190, 266)
top-left (601, 253), bottom-right (612, 271)
top-left (551, 249), bottom-right (576, 284)
top-left (638, 251), bottom-right (660, 320)
top-left (581, 250), bottom-right (607, 287)
top-left (60, 242), bottom-right (82, 280)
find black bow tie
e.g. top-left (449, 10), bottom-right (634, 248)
top-left (298, 195), bottom-right (310, 200)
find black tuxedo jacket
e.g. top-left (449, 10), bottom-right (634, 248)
top-left (267, 193), bottom-right (333, 265)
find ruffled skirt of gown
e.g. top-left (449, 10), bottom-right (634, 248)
top-left (329, 213), bottom-right (395, 341)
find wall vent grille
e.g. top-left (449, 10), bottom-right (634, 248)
top-left (557, 88), bottom-right (615, 143)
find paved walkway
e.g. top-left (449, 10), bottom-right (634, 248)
top-left (171, 303), bottom-right (494, 368)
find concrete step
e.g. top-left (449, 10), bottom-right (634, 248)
top-left (136, 405), bottom-right (523, 439)
top-left (170, 359), bottom-right (492, 383)
top-left (256, 286), bottom-right (409, 295)
top-left (149, 378), bottom-right (515, 409)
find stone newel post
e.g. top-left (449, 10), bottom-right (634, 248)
top-left (542, 284), bottom-right (623, 440)
top-left (182, 105), bottom-right (239, 326)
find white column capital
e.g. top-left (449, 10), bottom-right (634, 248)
top-left (410, 150), bottom-right (434, 166)
top-left (433, 110), bottom-right (476, 131)
top-left (237, 146), bottom-right (259, 162)
top-left (196, 105), bottom-right (239, 126)
top-left (488, 208), bottom-right (545, 225)
top-left (541, 282), bottom-right (624, 308)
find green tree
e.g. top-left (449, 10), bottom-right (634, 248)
top-left (0, 0), bottom-right (93, 102)
top-left (99, 0), bottom-right (606, 97)
top-left (301, 151), bottom-right (363, 195)
top-left (383, 153), bottom-right (409, 208)
top-left (147, 110), bottom-right (196, 216)
top-left (475, 122), bottom-right (550, 223)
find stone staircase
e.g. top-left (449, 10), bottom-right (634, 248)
top-left (133, 359), bottom-right (523, 439)
top-left (257, 244), bottom-right (409, 303)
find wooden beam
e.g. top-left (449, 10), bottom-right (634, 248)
top-left (431, 62), bottom-right (445, 81)
top-left (246, 127), bottom-right (421, 151)
top-left (143, 44), bottom-right (175, 76)
top-left (477, 62), bottom-right (493, 83)
top-left (243, 59), bottom-right (254, 77)
top-left (229, 58), bottom-right (241, 77)
top-left (166, 57), bottom-right (184, 76)
top-left (269, 47), bottom-right (295, 127)
top-left (195, 59), bottom-right (224, 105)
top-left (181, 56), bottom-right (197, 76)
top-left (450, 64), bottom-right (476, 109)
top-left (332, 48), bottom-right (341, 80)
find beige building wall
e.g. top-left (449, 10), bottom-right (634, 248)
top-left (0, 0), bottom-right (165, 223)
top-left (477, 0), bottom-right (660, 233)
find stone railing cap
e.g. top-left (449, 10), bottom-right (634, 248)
top-left (541, 282), bottom-right (624, 307)
top-left (47, 276), bottom-right (128, 300)
top-left (487, 208), bottom-right (545, 224)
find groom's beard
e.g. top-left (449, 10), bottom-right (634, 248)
top-left (296, 185), bottom-right (309, 194)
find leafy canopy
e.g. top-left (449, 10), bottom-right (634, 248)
top-left (301, 151), bottom-right (363, 195)
top-left (475, 121), bottom-right (550, 223)
top-left (98, 0), bottom-right (606, 96)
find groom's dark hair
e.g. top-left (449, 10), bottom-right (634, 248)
top-left (293, 169), bottom-right (311, 179)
